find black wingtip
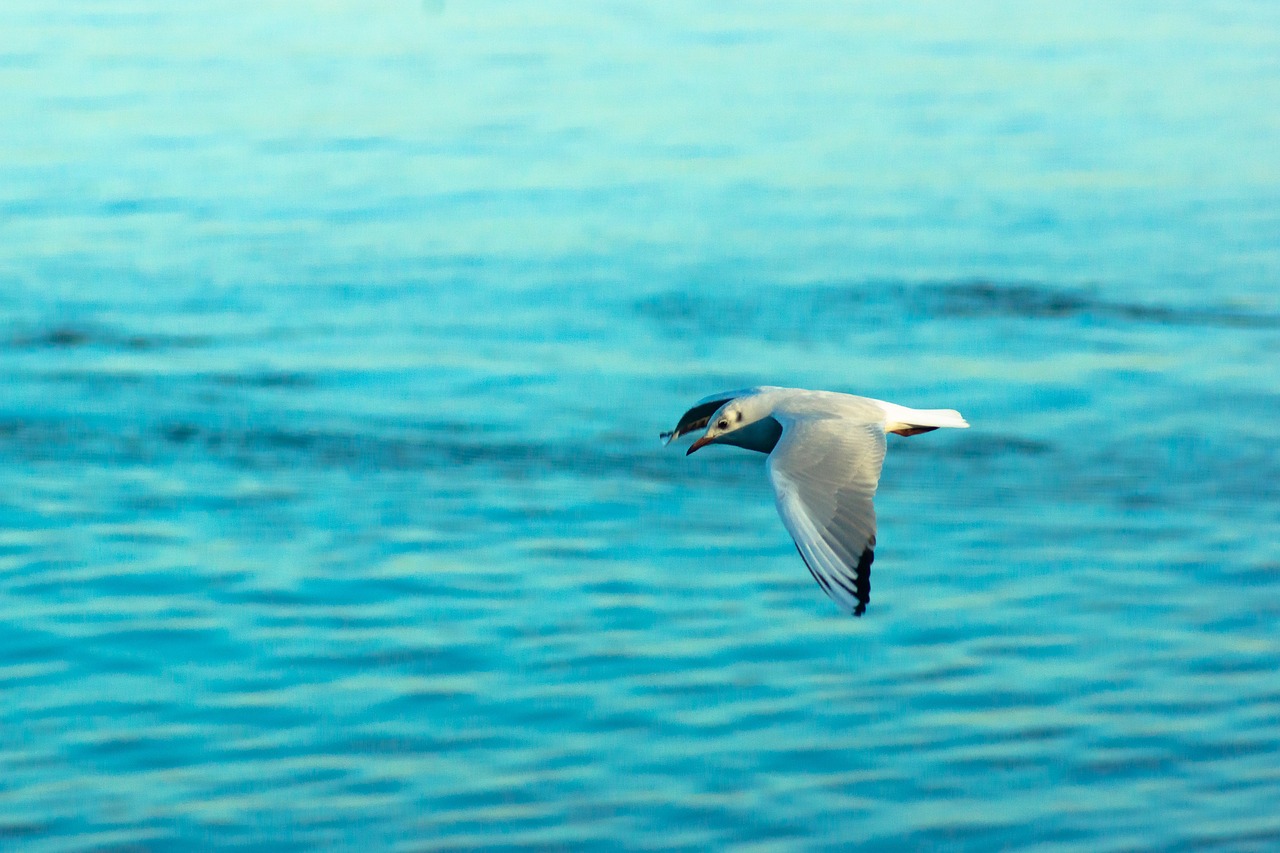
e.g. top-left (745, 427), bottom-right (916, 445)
top-left (795, 542), bottom-right (874, 617)
top-left (854, 547), bottom-right (873, 616)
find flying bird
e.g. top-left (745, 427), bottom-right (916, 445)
top-left (662, 386), bottom-right (968, 616)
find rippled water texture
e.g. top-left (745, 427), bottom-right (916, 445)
top-left (2, 2), bottom-right (1279, 850)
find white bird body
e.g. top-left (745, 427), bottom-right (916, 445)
top-left (662, 386), bottom-right (968, 616)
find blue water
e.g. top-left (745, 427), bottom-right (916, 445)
top-left (2, 2), bottom-right (1279, 850)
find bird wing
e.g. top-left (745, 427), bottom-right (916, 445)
top-left (766, 413), bottom-right (886, 616)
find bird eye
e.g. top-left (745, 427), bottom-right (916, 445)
top-left (717, 419), bottom-right (729, 429)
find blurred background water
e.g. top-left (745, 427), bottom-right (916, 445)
top-left (2, 1), bottom-right (1279, 850)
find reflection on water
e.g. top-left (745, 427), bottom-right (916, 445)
top-left (2, 1), bottom-right (1279, 850)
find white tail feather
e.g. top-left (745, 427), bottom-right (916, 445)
top-left (873, 401), bottom-right (970, 435)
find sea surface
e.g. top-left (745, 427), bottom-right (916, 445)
top-left (2, 2), bottom-right (1279, 850)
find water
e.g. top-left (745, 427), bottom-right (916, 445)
top-left (2, 2), bottom-right (1279, 850)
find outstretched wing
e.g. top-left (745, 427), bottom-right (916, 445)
top-left (767, 415), bottom-right (886, 616)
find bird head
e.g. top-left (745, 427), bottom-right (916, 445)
top-left (687, 404), bottom-right (745, 455)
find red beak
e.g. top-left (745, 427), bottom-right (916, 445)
top-left (687, 435), bottom-right (714, 455)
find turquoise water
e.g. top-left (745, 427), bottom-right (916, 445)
top-left (2, 2), bottom-right (1279, 849)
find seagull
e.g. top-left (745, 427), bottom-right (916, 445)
top-left (662, 386), bottom-right (968, 616)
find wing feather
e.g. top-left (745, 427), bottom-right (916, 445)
top-left (767, 415), bottom-right (886, 616)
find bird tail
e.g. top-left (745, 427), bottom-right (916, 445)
top-left (875, 402), bottom-right (970, 436)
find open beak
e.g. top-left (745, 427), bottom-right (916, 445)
top-left (686, 435), bottom-right (714, 455)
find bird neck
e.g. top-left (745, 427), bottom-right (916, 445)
top-left (719, 416), bottom-right (783, 454)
